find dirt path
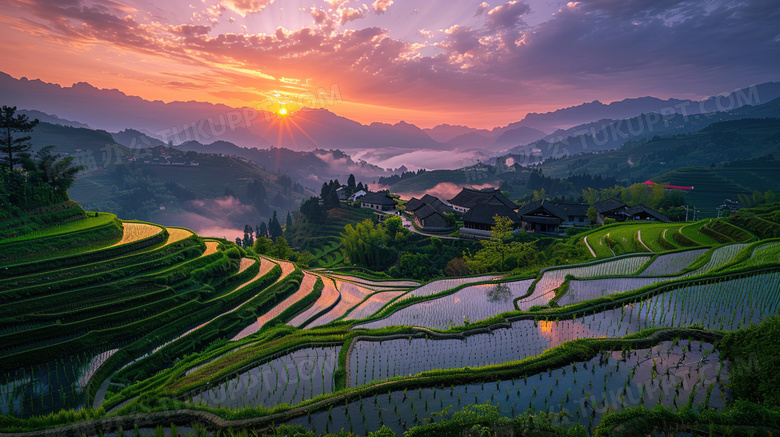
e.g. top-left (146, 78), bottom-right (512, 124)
top-left (583, 235), bottom-right (597, 258)
top-left (637, 230), bottom-right (652, 252)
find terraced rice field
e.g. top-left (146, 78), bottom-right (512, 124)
top-left (164, 227), bottom-right (194, 244)
top-left (349, 272), bottom-right (779, 386)
top-left (680, 221), bottom-right (718, 245)
top-left (253, 272), bottom-right (319, 329)
top-left (109, 222), bottom-right (163, 247)
top-left (343, 290), bottom-right (409, 321)
top-left (300, 340), bottom-right (727, 435)
top-left (327, 274), bottom-right (420, 289)
top-left (187, 346), bottom-right (341, 410)
top-left (202, 240), bottom-right (220, 256)
top-left (638, 249), bottom-right (708, 276)
top-left (306, 280), bottom-right (374, 328)
top-left (558, 276), bottom-right (670, 306)
top-left (641, 225), bottom-right (680, 252)
top-left (531, 256), bottom-right (652, 305)
top-left (732, 241), bottom-right (780, 269)
top-left (236, 257), bottom-right (255, 274)
top-left (683, 244), bottom-right (748, 276)
top-left (355, 280), bottom-right (533, 330)
top-left (1, 348), bottom-right (120, 417)
top-left (288, 276), bottom-right (340, 328)
top-left (408, 275), bottom-right (502, 298)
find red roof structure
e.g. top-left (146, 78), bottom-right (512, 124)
top-left (645, 180), bottom-right (693, 191)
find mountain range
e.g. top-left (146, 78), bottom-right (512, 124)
top-left (4, 71), bottom-right (779, 164)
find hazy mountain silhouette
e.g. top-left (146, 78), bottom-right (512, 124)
top-left (3, 71), bottom-right (779, 156)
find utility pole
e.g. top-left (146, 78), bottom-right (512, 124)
top-left (682, 205), bottom-right (690, 221)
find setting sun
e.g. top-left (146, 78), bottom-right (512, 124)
top-left (278, 107), bottom-right (288, 116)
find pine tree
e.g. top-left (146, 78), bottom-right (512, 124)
top-left (269, 211), bottom-right (283, 240)
top-left (347, 174), bottom-right (356, 191)
top-left (0, 106), bottom-right (39, 173)
top-left (257, 222), bottom-right (268, 238)
top-left (285, 211), bottom-right (293, 230)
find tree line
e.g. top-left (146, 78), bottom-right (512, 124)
top-left (1, 106), bottom-right (83, 216)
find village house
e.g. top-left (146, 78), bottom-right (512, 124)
top-left (448, 188), bottom-right (517, 213)
top-left (517, 200), bottom-right (590, 233)
top-left (359, 191), bottom-right (398, 212)
top-left (405, 194), bottom-right (455, 233)
top-left (460, 203), bottom-right (521, 238)
top-left (593, 199), bottom-right (670, 224)
top-left (348, 190), bottom-right (367, 202)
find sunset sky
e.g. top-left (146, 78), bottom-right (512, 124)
top-left (1, 0), bottom-right (778, 128)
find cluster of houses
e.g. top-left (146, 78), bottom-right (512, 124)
top-left (349, 187), bottom-right (670, 238)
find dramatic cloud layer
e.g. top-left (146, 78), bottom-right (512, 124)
top-left (0, 0), bottom-right (777, 127)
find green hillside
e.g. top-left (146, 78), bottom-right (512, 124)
top-left (2, 208), bottom-right (779, 436)
top-left (28, 122), bottom-right (315, 225)
top-left (651, 160), bottom-right (780, 215)
top-left (0, 215), bottom-right (304, 419)
top-left (538, 118), bottom-right (780, 182)
top-left (286, 207), bottom-right (376, 268)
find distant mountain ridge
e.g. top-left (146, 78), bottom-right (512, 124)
top-left (3, 71), bottom-right (779, 155)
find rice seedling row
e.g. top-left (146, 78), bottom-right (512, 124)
top-left (231, 272), bottom-right (318, 341)
top-left (297, 340), bottom-right (727, 435)
top-left (288, 276), bottom-right (340, 328)
top-left (356, 280), bottom-right (533, 330)
top-left (327, 274), bottom-right (420, 289)
top-left (305, 281), bottom-right (375, 328)
top-left (0, 348), bottom-right (121, 418)
top-left (343, 290), bottom-right (409, 321)
top-left (349, 272), bottom-right (779, 385)
top-left (681, 243), bottom-right (748, 277)
top-left (639, 249), bottom-right (708, 276)
top-left (186, 346), bottom-right (340, 410)
top-left (558, 277), bottom-right (670, 307)
top-left (408, 276), bottom-right (503, 298)
top-left (532, 255), bottom-right (652, 303)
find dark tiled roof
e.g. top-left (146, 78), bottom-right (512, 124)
top-left (360, 192), bottom-right (398, 206)
top-left (517, 199), bottom-right (567, 221)
top-left (594, 198), bottom-right (627, 213)
top-left (420, 194), bottom-right (439, 204)
top-left (414, 204), bottom-right (444, 220)
top-left (622, 204), bottom-right (671, 223)
top-left (557, 203), bottom-right (590, 217)
top-left (405, 197), bottom-right (425, 211)
top-left (516, 199), bottom-right (544, 216)
top-left (461, 203), bottom-right (520, 226)
top-left (448, 188), bottom-right (516, 210)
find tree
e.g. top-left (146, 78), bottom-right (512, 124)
top-left (300, 196), bottom-right (327, 224)
top-left (0, 106), bottom-right (38, 173)
top-left (253, 236), bottom-right (272, 254)
top-left (242, 224), bottom-right (254, 247)
top-left (487, 282), bottom-right (511, 302)
top-left (296, 250), bottom-right (313, 268)
top-left (285, 211), bottom-right (293, 230)
top-left (21, 145), bottom-right (84, 199)
top-left (485, 215), bottom-right (515, 271)
top-left (269, 236), bottom-right (293, 259)
top-left (269, 211), bottom-right (283, 239)
top-left (347, 174), bottom-right (356, 191)
top-left (256, 222), bottom-right (268, 238)
top-left (384, 215), bottom-right (403, 237)
top-left (341, 219), bottom-right (396, 268)
top-left (586, 206), bottom-right (598, 225)
top-left (444, 257), bottom-right (470, 276)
